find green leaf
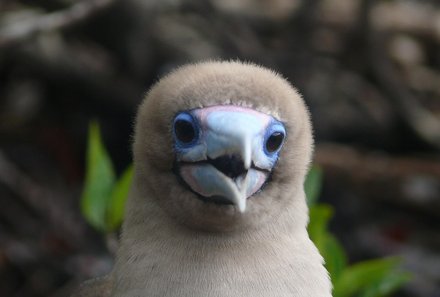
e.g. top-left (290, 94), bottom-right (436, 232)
top-left (322, 234), bottom-right (347, 284)
top-left (106, 165), bottom-right (134, 231)
top-left (308, 204), bottom-right (347, 283)
top-left (308, 204), bottom-right (333, 250)
top-left (360, 269), bottom-right (411, 297)
top-left (333, 258), bottom-right (404, 297)
top-left (81, 122), bottom-right (116, 231)
top-left (305, 166), bottom-right (323, 206)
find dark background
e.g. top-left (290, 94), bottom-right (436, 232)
top-left (0, 0), bottom-right (439, 296)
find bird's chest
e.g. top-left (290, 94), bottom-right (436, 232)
top-left (112, 243), bottom-right (328, 297)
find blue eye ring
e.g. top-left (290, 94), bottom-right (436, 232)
top-left (263, 121), bottom-right (286, 155)
top-left (173, 112), bottom-right (200, 147)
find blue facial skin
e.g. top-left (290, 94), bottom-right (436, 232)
top-left (262, 119), bottom-right (286, 167)
top-left (172, 110), bottom-right (286, 170)
top-left (173, 112), bottom-right (201, 151)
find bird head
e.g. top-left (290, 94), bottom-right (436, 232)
top-left (132, 61), bottom-right (313, 232)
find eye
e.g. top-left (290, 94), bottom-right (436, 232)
top-left (173, 113), bottom-right (198, 145)
top-left (266, 132), bottom-right (285, 153)
top-left (264, 122), bottom-right (286, 154)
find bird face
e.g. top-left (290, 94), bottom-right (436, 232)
top-left (133, 62), bottom-right (312, 232)
top-left (172, 105), bottom-right (286, 213)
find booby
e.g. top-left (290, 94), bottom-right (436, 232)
top-left (73, 61), bottom-right (332, 297)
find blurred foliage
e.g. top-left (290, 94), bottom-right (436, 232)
top-left (81, 124), bottom-right (410, 295)
top-left (306, 167), bottom-right (411, 297)
top-left (81, 121), bottom-right (133, 232)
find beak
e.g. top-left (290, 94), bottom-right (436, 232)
top-left (180, 163), bottom-right (258, 212)
top-left (175, 107), bottom-right (274, 213)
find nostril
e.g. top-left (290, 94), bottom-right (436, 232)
top-left (209, 155), bottom-right (247, 179)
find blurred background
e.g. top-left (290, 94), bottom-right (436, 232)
top-left (1, 0), bottom-right (440, 296)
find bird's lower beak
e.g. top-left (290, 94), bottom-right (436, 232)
top-left (179, 163), bottom-right (268, 212)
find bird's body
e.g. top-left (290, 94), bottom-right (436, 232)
top-left (112, 185), bottom-right (328, 297)
top-left (73, 61), bottom-right (332, 297)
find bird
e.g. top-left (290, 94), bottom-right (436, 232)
top-left (72, 61), bottom-right (332, 297)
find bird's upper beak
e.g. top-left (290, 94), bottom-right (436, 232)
top-left (173, 106), bottom-right (284, 213)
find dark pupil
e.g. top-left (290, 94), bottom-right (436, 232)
top-left (266, 132), bottom-right (284, 153)
top-left (175, 120), bottom-right (195, 143)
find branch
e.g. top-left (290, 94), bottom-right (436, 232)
top-left (0, 0), bottom-right (115, 48)
top-left (315, 143), bottom-right (440, 216)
